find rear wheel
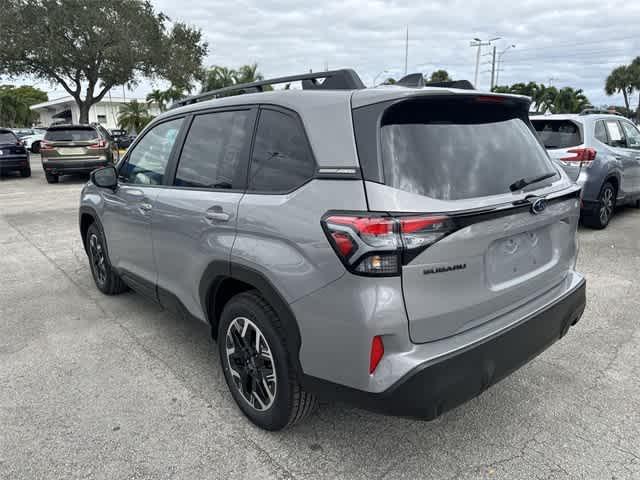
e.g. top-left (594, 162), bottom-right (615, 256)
top-left (20, 166), bottom-right (31, 178)
top-left (31, 141), bottom-right (41, 154)
top-left (583, 181), bottom-right (616, 229)
top-left (86, 223), bottom-right (128, 295)
top-left (45, 172), bottom-right (59, 184)
top-left (218, 291), bottom-right (317, 430)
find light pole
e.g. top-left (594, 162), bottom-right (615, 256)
top-left (470, 37), bottom-right (500, 89)
top-left (496, 44), bottom-right (516, 86)
top-left (373, 70), bottom-right (389, 87)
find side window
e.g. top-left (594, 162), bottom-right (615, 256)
top-left (120, 118), bottom-right (183, 185)
top-left (174, 110), bottom-right (254, 189)
top-left (620, 121), bottom-right (640, 149)
top-left (594, 121), bottom-right (608, 144)
top-left (604, 120), bottom-right (626, 148)
top-left (248, 109), bottom-right (315, 193)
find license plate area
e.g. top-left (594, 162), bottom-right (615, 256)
top-left (57, 147), bottom-right (84, 156)
top-left (486, 226), bottom-right (553, 288)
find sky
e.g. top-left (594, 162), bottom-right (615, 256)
top-left (12, 0), bottom-right (640, 107)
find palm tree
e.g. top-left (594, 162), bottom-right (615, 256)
top-left (234, 63), bottom-right (264, 84)
top-left (201, 66), bottom-right (237, 92)
top-left (605, 65), bottom-right (633, 111)
top-left (428, 70), bottom-right (451, 82)
top-left (118, 101), bottom-right (152, 134)
top-left (630, 57), bottom-right (640, 122)
top-left (553, 87), bottom-right (590, 113)
top-left (146, 89), bottom-right (167, 112)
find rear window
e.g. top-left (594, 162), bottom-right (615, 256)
top-left (376, 98), bottom-right (557, 200)
top-left (0, 131), bottom-right (18, 143)
top-left (531, 119), bottom-right (582, 149)
top-left (45, 128), bottom-right (98, 142)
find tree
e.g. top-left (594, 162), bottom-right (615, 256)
top-left (630, 57), bottom-right (640, 123)
top-left (201, 66), bottom-right (237, 92)
top-left (0, 0), bottom-right (207, 124)
top-left (491, 82), bottom-right (590, 113)
top-left (146, 89), bottom-right (168, 112)
top-left (118, 101), bottom-right (152, 134)
top-left (234, 63), bottom-right (264, 84)
top-left (0, 85), bottom-right (47, 126)
top-left (605, 65), bottom-right (634, 111)
top-left (428, 70), bottom-right (452, 82)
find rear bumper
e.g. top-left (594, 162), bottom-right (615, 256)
top-left (42, 158), bottom-right (109, 174)
top-left (0, 156), bottom-right (30, 170)
top-left (303, 276), bottom-right (586, 419)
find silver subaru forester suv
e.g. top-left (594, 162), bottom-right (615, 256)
top-left (79, 69), bottom-right (586, 431)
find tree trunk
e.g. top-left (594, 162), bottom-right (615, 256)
top-left (78, 101), bottom-right (91, 124)
top-left (622, 90), bottom-right (630, 111)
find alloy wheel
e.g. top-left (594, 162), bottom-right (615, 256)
top-left (225, 316), bottom-right (277, 411)
top-left (89, 233), bottom-right (107, 285)
top-left (599, 187), bottom-right (614, 225)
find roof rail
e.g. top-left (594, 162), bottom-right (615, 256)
top-left (395, 73), bottom-right (475, 90)
top-left (579, 108), bottom-right (621, 116)
top-left (172, 69), bottom-right (366, 108)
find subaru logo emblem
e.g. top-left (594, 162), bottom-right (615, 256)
top-left (531, 198), bottom-right (546, 215)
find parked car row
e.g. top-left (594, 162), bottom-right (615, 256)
top-left (532, 111), bottom-right (640, 229)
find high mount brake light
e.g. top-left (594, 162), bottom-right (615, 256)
top-left (560, 147), bottom-right (596, 166)
top-left (322, 213), bottom-right (454, 276)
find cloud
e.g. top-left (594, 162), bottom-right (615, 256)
top-left (150, 0), bottom-right (639, 106)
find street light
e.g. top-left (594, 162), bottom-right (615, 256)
top-left (373, 70), bottom-right (389, 87)
top-left (470, 36), bottom-right (501, 88)
top-left (496, 44), bottom-right (516, 86)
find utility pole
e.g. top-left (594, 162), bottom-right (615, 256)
top-left (490, 46), bottom-right (497, 90)
top-left (470, 37), bottom-right (500, 89)
top-left (404, 26), bottom-right (409, 75)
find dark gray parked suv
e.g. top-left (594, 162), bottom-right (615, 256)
top-left (79, 70), bottom-right (586, 430)
top-left (532, 112), bottom-right (640, 228)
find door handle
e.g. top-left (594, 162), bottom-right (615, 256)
top-left (614, 155), bottom-right (623, 160)
top-left (204, 206), bottom-right (230, 223)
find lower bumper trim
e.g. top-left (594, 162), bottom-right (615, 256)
top-left (303, 277), bottom-right (586, 419)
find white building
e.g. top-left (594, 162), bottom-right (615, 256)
top-left (30, 95), bottom-right (161, 130)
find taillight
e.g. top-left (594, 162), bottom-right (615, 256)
top-left (560, 147), bottom-right (596, 167)
top-left (322, 213), bottom-right (454, 276)
top-left (87, 139), bottom-right (107, 149)
top-left (369, 336), bottom-right (384, 374)
top-left (40, 140), bottom-right (53, 151)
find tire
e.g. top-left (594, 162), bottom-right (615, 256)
top-left (20, 167), bottom-right (31, 178)
top-left (86, 223), bottom-right (128, 295)
top-left (218, 291), bottom-right (317, 430)
top-left (582, 181), bottom-right (616, 229)
top-left (45, 172), bottom-right (59, 184)
top-left (31, 141), bottom-right (41, 154)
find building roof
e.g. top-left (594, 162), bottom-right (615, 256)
top-left (30, 95), bottom-right (147, 110)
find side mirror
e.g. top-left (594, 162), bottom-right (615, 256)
top-left (91, 165), bottom-right (118, 190)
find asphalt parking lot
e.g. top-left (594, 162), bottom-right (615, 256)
top-left (1, 155), bottom-right (639, 480)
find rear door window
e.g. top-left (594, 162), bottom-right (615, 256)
top-left (531, 119), bottom-right (582, 149)
top-left (594, 121), bottom-right (608, 144)
top-left (174, 110), bottom-right (254, 189)
top-left (45, 128), bottom-right (98, 142)
top-left (377, 98), bottom-right (558, 200)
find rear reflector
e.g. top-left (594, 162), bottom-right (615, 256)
top-left (369, 336), bottom-right (384, 374)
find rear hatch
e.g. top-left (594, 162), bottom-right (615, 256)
top-left (531, 117), bottom-right (584, 181)
top-left (352, 94), bottom-right (580, 343)
top-left (42, 126), bottom-right (103, 158)
top-left (0, 130), bottom-right (27, 155)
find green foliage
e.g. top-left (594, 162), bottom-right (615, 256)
top-left (605, 65), bottom-right (634, 110)
top-left (0, 0), bottom-right (207, 123)
top-left (427, 70), bottom-right (452, 82)
top-left (200, 64), bottom-right (265, 93)
top-left (492, 82), bottom-right (590, 114)
top-left (0, 84), bottom-right (48, 127)
top-left (118, 101), bottom-right (152, 134)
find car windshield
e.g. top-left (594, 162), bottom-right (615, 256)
top-left (0, 131), bottom-right (18, 144)
top-left (45, 128), bottom-right (99, 142)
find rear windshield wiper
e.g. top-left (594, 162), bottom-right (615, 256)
top-left (509, 172), bottom-right (557, 192)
